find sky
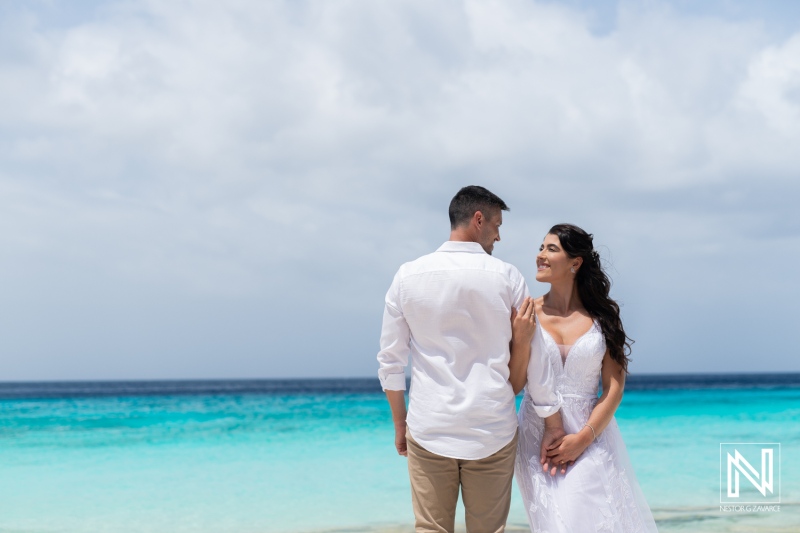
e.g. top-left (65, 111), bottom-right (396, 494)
top-left (1, 0), bottom-right (799, 381)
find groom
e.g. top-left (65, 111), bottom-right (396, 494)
top-left (377, 185), bottom-right (565, 533)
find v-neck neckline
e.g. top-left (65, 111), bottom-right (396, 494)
top-left (537, 318), bottom-right (596, 369)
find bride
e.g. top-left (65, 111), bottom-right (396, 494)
top-left (510, 224), bottom-right (658, 533)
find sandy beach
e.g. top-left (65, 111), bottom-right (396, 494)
top-left (305, 503), bottom-right (799, 532)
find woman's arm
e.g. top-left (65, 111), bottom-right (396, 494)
top-left (545, 348), bottom-right (625, 464)
top-left (509, 297), bottom-right (536, 395)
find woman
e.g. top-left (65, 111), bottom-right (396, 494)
top-left (510, 224), bottom-right (658, 533)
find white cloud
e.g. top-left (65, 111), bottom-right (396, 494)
top-left (1, 0), bottom-right (799, 379)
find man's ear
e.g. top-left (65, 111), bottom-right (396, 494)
top-left (473, 210), bottom-right (484, 228)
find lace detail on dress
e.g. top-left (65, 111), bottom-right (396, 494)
top-left (515, 320), bottom-right (658, 533)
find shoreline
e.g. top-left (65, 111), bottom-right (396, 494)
top-left (292, 503), bottom-right (800, 533)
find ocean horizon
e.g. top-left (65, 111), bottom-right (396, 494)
top-left (1, 373), bottom-right (798, 532)
top-left (2, 371), bottom-right (799, 398)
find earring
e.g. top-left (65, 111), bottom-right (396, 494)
top-left (570, 267), bottom-right (576, 273)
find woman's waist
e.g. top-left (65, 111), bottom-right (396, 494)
top-left (521, 390), bottom-right (598, 416)
top-left (560, 391), bottom-right (599, 400)
top-left (555, 379), bottom-right (600, 399)
top-left (519, 395), bottom-right (599, 426)
top-left (524, 389), bottom-right (599, 400)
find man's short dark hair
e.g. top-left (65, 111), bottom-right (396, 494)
top-left (448, 186), bottom-right (509, 229)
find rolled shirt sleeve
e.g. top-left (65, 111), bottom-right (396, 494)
top-left (527, 349), bottom-right (562, 417)
top-left (377, 273), bottom-right (410, 391)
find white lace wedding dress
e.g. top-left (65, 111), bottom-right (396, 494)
top-left (516, 319), bottom-right (659, 533)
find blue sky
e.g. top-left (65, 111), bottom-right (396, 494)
top-left (1, 0), bottom-right (799, 381)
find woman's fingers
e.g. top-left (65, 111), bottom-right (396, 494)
top-left (524, 297), bottom-right (536, 321)
top-left (513, 297), bottom-right (536, 325)
top-left (521, 297), bottom-right (532, 318)
top-left (552, 451), bottom-right (579, 465)
top-left (544, 443), bottom-right (577, 475)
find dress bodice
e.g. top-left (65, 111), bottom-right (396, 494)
top-left (528, 319), bottom-right (605, 399)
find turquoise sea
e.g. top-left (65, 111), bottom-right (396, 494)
top-left (1, 375), bottom-right (798, 533)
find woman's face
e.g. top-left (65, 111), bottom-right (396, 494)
top-left (535, 233), bottom-right (580, 283)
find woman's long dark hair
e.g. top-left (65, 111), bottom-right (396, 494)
top-left (548, 224), bottom-right (632, 373)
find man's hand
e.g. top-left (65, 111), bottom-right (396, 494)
top-left (385, 390), bottom-right (408, 456)
top-left (540, 425), bottom-right (567, 476)
top-left (540, 411), bottom-right (571, 476)
top-left (394, 421), bottom-right (408, 456)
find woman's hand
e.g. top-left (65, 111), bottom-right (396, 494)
top-left (508, 296), bottom-right (536, 394)
top-left (545, 427), bottom-right (593, 466)
top-left (511, 297), bottom-right (536, 346)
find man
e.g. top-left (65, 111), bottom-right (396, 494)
top-left (377, 185), bottom-right (565, 533)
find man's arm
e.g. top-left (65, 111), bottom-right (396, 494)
top-left (524, 318), bottom-right (562, 421)
top-left (530, 347), bottom-right (567, 475)
top-left (385, 390), bottom-right (408, 456)
top-left (541, 412), bottom-right (567, 475)
top-left (377, 274), bottom-right (411, 456)
top-left (510, 274), bottom-right (562, 420)
top-left (509, 273), bottom-right (567, 475)
top-left (518, 294), bottom-right (565, 474)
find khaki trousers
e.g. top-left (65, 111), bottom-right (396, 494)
top-left (406, 430), bottom-right (518, 533)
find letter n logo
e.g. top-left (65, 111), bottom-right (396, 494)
top-left (720, 443), bottom-right (780, 504)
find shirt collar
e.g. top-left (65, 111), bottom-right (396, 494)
top-left (436, 241), bottom-right (488, 254)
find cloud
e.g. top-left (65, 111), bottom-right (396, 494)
top-left (1, 0), bottom-right (799, 379)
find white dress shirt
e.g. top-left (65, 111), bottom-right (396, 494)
top-left (377, 241), bottom-right (562, 460)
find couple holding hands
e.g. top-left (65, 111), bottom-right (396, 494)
top-left (377, 186), bottom-right (658, 532)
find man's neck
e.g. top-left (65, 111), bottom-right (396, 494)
top-left (449, 227), bottom-right (478, 243)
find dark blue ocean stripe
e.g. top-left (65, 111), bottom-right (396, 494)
top-left (0, 373), bottom-right (798, 399)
